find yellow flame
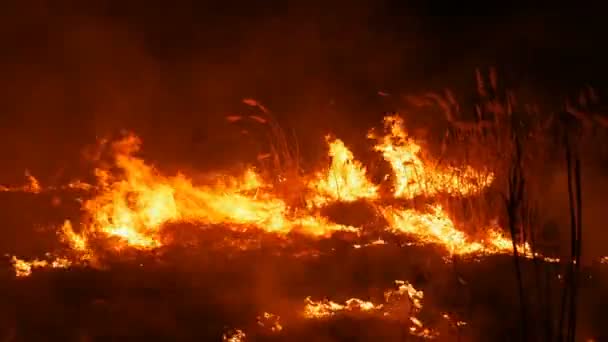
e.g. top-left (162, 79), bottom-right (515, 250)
top-left (303, 297), bottom-right (383, 318)
top-left (308, 137), bottom-right (378, 207)
top-left (382, 204), bottom-right (530, 256)
top-left (304, 280), bottom-right (439, 338)
top-left (222, 329), bottom-right (246, 342)
top-left (369, 115), bottom-right (494, 198)
top-left (10, 255), bottom-right (71, 277)
top-left (68, 133), bottom-right (356, 253)
top-left (10, 114), bottom-right (554, 277)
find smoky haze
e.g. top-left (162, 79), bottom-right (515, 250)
top-left (1, 2), bottom-right (608, 260)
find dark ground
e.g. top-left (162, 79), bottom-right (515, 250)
top-left (1, 192), bottom-right (607, 341)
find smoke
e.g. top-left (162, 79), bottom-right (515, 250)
top-left (0, 1), bottom-right (406, 177)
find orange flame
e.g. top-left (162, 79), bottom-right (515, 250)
top-left (8, 113), bottom-right (556, 277)
top-left (0, 170), bottom-right (41, 193)
top-left (369, 115), bottom-right (494, 198)
top-left (304, 280), bottom-right (440, 338)
top-left (10, 255), bottom-right (71, 277)
top-left (60, 133), bottom-right (356, 254)
top-left (308, 137), bottom-right (378, 207)
top-left (382, 204), bottom-right (531, 256)
top-left (222, 329), bottom-right (246, 342)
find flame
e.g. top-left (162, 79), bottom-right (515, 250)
top-left (61, 133), bottom-right (356, 254)
top-left (442, 313), bottom-right (468, 328)
top-left (369, 115), bottom-right (494, 198)
top-left (353, 238), bottom-right (387, 249)
top-left (303, 297), bottom-right (383, 319)
top-left (0, 170), bottom-right (92, 193)
top-left (222, 329), bottom-right (246, 342)
top-left (0, 170), bottom-right (41, 193)
top-left (10, 255), bottom-right (71, 277)
top-left (382, 204), bottom-right (529, 256)
top-left (308, 137), bottom-right (378, 207)
top-left (7, 114), bottom-right (554, 277)
top-left (304, 280), bottom-right (439, 338)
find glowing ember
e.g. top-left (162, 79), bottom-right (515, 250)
top-left (442, 313), bottom-right (468, 327)
top-left (67, 133), bottom-right (357, 253)
top-left (369, 115), bottom-right (494, 198)
top-left (0, 171), bottom-right (92, 193)
top-left (303, 297), bottom-right (383, 319)
top-left (10, 255), bottom-right (71, 277)
top-left (304, 280), bottom-right (439, 338)
top-left (256, 312), bottom-right (283, 333)
top-left (0, 170), bottom-right (41, 193)
top-left (222, 329), bottom-right (246, 342)
top-left (353, 238), bottom-right (387, 249)
top-left (308, 137), bottom-right (378, 207)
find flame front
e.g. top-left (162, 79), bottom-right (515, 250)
top-left (4, 113), bottom-right (558, 277)
top-left (65, 133), bottom-right (357, 254)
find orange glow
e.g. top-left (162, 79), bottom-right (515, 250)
top-left (256, 312), bottom-right (283, 333)
top-left (0, 170), bottom-right (92, 193)
top-left (303, 297), bottom-right (383, 318)
top-left (0, 170), bottom-right (41, 193)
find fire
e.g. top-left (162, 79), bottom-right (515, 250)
top-left (10, 255), bottom-right (71, 277)
top-left (303, 297), bottom-right (383, 319)
top-left (442, 313), bottom-right (468, 328)
top-left (353, 238), bottom-right (387, 249)
top-left (382, 204), bottom-right (524, 256)
top-left (308, 137), bottom-right (378, 207)
top-left (369, 115), bottom-right (494, 198)
top-left (59, 220), bottom-right (93, 262)
top-left (0, 171), bottom-right (91, 193)
top-left (222, 329), bottom-right (246, 342)
top-left (256, 312), bottom-right (283, 333)
top-left (304, 280), bottom-right (440, 339)
top-left (4, 113), bottom-right (555, 278)
top-left (60, 133), bottom-right (356, 254)
top-left (0, 170), bottom-right (41, 193)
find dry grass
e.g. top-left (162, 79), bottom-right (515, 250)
top-left (214, 73), bottom-right (605, 341)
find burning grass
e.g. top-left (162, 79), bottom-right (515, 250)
top-left (5, 111), bottom-right (522, 273)
top-left (2, 73), bottom-right (607, 340)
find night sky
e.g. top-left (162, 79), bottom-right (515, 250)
top-left (1, 1), bottom-right (606, 179)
